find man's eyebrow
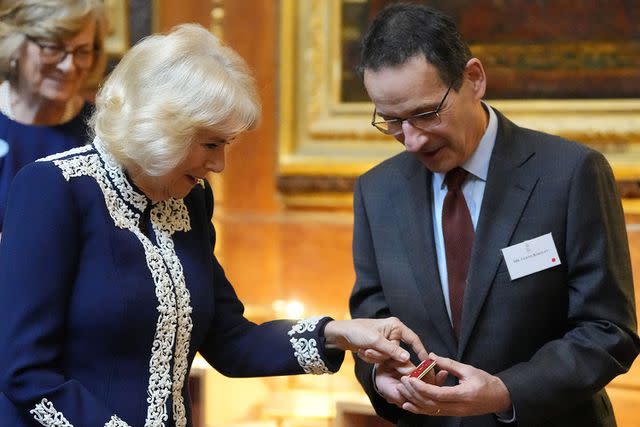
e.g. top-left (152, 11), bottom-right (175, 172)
top-left (379, 102), bottom-right (439, 119)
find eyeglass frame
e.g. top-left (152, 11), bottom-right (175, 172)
top-left (370, 83), bottom-right (453, 136)
top-left (25, 36), bottom-right (96, 68)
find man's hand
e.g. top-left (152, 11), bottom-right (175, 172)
top-left (375, 361), bottom-right (414, 406)
top-left (323, 317), bottom-right (429, 363)
top-left (375, 358), bottom-right (449, 408)
top-left (397, 353), bottom-right (512, 417)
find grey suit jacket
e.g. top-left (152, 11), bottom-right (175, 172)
top-left (350, 110), bottom-right (640, 427)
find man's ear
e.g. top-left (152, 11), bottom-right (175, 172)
top-left (464, 58), bottom-right (486, 100)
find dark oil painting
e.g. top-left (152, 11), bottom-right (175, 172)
top-left (341, 0), bottom-right (640, 101)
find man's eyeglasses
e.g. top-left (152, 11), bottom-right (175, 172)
top-left (27, 36), bottom-right (96, 69)
top-left (371, 84), bottom-right (453, 136)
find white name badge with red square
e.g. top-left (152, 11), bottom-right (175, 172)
top-left (501, 233), bottom-right (561, 280)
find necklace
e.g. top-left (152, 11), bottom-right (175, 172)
top-left (0, 80), bottom-right (76, 124)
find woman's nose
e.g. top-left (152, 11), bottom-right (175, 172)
top-left (56, 53), bottom-right (76, 72)
top-left (207, 148), bottom-right (226, 173)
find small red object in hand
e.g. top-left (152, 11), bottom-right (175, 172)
top-left (409, 358), bottom-right (437, 380)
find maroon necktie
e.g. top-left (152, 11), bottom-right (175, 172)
top-left (442, 167), bottom-right (474, 335)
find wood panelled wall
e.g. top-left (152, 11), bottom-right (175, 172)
top-left (155, 0), bottom-right (214, 32)
top-left (157, 0), bottom-right (279, 213)
top-left (214, 2), bottom-right (358, 316)
top-left (153, 2), bottom-right (640, 426)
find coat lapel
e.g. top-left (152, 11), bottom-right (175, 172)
top-left (391, 154), bottom-right (458, 355)
top-left (457, 112), bottom-right (539, 357)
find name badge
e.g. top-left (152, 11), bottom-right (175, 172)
top-left (501, 233), bottom-right (561, 280)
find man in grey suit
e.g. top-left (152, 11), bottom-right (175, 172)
top-left (349, 4), bottom-right (640, 426)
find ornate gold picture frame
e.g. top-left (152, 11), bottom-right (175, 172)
top-left (278, 0), bottom-right (640, 208)
top-left (104, 0), bottom-right (130, 57)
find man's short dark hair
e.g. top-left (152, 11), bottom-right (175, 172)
top-left (358, 3), bottom-right (472, 90)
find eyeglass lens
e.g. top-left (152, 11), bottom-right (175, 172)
top-left (29, 37), bottom-right (94, 67)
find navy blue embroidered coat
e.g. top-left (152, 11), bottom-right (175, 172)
top-left (0, 141), bottom-right (343, 427)
top-left (0, 102), bottom-right (93, 231)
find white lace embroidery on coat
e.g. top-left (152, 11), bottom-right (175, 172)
top-left (30, 398), bottom-right (73, 427)
top-left (48, 139), bottom-right (193, 427)
top-left (153, 204), bottom-right (192, 426)
top-left (37, 144), bottom-right (93, 163)
top-left (104, 415), bottom-right (131, 427)
top-left (30, 398), bottom-right (132, 427)
top-left (287, 317), bottom-right (330, 374)
top-left (288, 316), bottom-right (323, 334)
top-left (94, 141), bottom-right (147, 212)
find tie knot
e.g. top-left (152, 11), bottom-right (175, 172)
top-left (445, 167), bottom-right (468, 191)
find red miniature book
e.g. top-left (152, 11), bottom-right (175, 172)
top-left (409, 358), bottom-right (437, 380)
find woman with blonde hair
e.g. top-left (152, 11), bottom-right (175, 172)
top-left (0, 0), bottom-right (107, 230)
top-left (0, 24), bottom-right (426, 427)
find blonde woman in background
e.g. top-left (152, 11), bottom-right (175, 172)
top-left (0, 24), bottom-right (427, 427)
top-left (0, 0), bottom-right (107, 231)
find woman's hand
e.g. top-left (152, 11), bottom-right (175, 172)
top-left (323, 317), bottom-right (428, 363)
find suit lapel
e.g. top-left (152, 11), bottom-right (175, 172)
top-left (391, 154), bottom-right (458, 355)
top-left (457, 112), bottom-right (539, 357)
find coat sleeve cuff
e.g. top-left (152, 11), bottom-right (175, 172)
top-left (288, 316), bottom-right (345, 374)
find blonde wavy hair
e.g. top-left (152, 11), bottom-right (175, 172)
top-left (0, 0), bottom-right (107, 83)
top-left (91, 23), bottom-right (261, 176)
